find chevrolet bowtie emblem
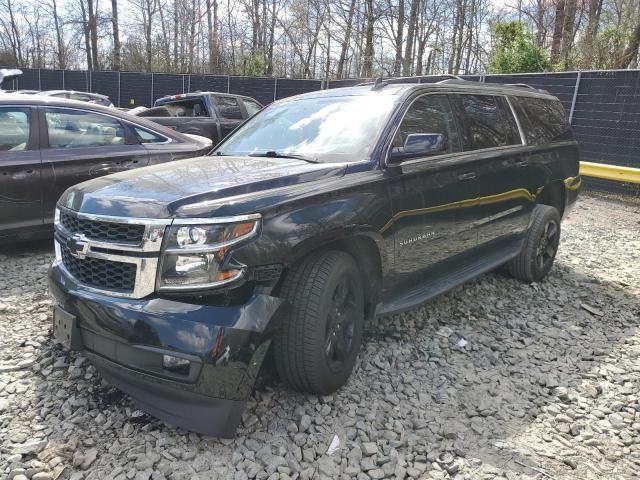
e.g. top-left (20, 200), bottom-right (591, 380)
top-left (67, 234), bottom-right (90, 259)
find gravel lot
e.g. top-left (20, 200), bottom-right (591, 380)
top-left (1, 193), bottom-right (639, 480)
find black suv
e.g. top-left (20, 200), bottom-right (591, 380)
top-left (48, 80), bottom-right (581, 437)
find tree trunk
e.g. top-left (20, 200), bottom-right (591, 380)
top-left (403, 0), bottom-right (419, 75)
top-left (266, 0), bottom-right (276, 74)
top-left (561, 0), bottom-right (576, 68)
top-left (51, 0), bottom-right (65, 68)
top-left (361, 0), bottom-right (375, 77)
top-left (393, 0), bottom-right (404, 75)
top-left (550, 0), bottom-right (565, 63)
top-left (337, 0), bottom-right (357, 79)
top-left (111, 0), bottom-right (121, 70)
top-left (7, 0), bottom-right (23, 65)
top-left (583, 0), bottom-right (603, 66)
top-left (87, 0), bottom-right (99, 70)
top-left (617, 18), bottom-right (640, 68)
top-left (80, 0), bottom-right (93, 70)
top-left (145, 0), bottom-right (154, 72)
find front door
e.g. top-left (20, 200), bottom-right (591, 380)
top-left (39, 107), bottom-right (149, 224)
top-left (384, 93), bottom-right (480, 294)
top-left (0, 106), bottom-right (42, 238)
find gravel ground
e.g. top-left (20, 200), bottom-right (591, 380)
top-left (1, 193), bottom-right (639, 480)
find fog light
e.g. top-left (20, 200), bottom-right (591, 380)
top-left (162, 354), bottom-right (190, 373)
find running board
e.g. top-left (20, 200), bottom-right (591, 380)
top-left (378, 241), bottom-right (522, 317)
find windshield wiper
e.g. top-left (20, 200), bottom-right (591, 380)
top-left (248, 151), bottom-right (319, 164)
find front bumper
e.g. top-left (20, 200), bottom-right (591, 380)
top-left (48, 263), bottom-right (284, 437)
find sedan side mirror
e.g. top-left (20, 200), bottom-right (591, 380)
top-left (389, 133), bottom-right (446, 162)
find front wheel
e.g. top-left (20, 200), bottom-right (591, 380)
top-left (273, 250), bottom-right (364, 395)
top-left (508, 204), bottom-right (561, 283)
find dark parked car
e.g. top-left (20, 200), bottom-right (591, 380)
top-left (0, 94), bottom-right (212, 243)
top-left (49, 80), bottom-right (581, 437)
top-left (134, 91), bottom-right (263, 144)
top-left (41, 90), bottom-right (114, 107)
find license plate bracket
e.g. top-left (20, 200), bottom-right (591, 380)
top-left (53, 306), bottom-right (83, 350)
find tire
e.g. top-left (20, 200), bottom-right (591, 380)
top-left (273, 250), bottom-right (365, 395)
top-left (508, 204), bottom-right (561, 283)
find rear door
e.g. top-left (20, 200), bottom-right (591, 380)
top-left (0, 106), bottom-right (42, 237)
top-left (40, 107), bottom-right (149, 224)
top-left (449, 94), bottom-right (531, 247)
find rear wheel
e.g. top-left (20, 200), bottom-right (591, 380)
top-left (273, 250), bottom-right (364, 395)
top-left (509, 204), bottom-right (561, 283)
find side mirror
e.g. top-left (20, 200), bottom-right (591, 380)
top-left (389, 133), bottom-right (446, 162)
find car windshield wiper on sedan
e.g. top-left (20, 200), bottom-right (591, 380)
top-left (247, 151), bottom-right (320, 164)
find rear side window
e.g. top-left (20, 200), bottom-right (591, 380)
top-left (393, 94), bottom-right (460, 154)
top-left (451, 95), bottom-right (521, 150)
top-left (512, 97), bottom-right (571, 145)
top-left (133, 126), bottom-right (169, 144)
top-left (242, 99), bottom-right (262, 117)
top-left (45, 108), bottom-right (126, 148)
top-left (215, 96), bottom-right (243, 120)
top-left (160, 98), bottom-right (208, 118)
top-left (0, 107), bottom-right (30, 151)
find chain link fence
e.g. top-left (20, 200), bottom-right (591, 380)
top-left (4, 67), bottom-right (640, 193)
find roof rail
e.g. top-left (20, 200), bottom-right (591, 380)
top-left (504, 83), bottom-right (536, 90)
top-left (439, 74), bottom-right (465, 81)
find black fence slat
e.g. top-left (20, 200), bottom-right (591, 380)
top-left (90, 71), bottom-right (119, 106)
top-left (4, 67), bottom-right (640, 184)
top-left (120, 72), bottom-right (152, 107)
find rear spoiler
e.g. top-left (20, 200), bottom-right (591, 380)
top-left (0, 68), bottom-right (23, 88)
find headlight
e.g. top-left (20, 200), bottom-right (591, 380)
top-left (158, 215), bottom-right (261, 291)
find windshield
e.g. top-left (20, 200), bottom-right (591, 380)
top-left (215, 94), bottom-right (398, 163)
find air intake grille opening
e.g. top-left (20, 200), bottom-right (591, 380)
top-left (60, 210), bottom-right (145, 244)
top-left (60, 243), bottom-right (136, 292)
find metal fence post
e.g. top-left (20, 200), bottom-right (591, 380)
top-left (227, 75), bottom-right (230, 93)
top-left (150, 72), bottom-right (154, 106)
top-left (38, 69), bottom-right (41, 90)
top-left (118, 71), bottom-right (121, 108)
top-left (273, 77), bottom-right (278, 101)
top-left (569, 71), bottom-right (581, 125)
top-left (62, 70), bottom-right (65, 89)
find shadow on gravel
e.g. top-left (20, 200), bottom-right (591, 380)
top-left (0, 238), bottom-right (53, 255)
top-left (353, 262), bottom-right (639, 478)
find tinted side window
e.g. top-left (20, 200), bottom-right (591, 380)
top-left (513, 97), bottom-right (571, 145)
top-left (392, 94), bottom-right (460, 154)
top-left (451, 95), bottom-right (521, 150)
top-left (0, 107), bottom-right (30, 152)
top-left (161, 98), bottom-right (208, 117)
top-left (242, 99), bottom-right (262, 117)
top-left (215, 96), bottom-right (243, 120)
top-left (133, 126), bottom-right (169, 144)
top-left (45, 109), bottom-right (126, 148)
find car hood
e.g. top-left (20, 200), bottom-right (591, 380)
top-left (58, 155), bottom-right (347, 218)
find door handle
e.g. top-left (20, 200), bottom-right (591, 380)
top-left (514, 159), bottom-right (529, 167)
top-left (457, 171), bottom-right (477, 181)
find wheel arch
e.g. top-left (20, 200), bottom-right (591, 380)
top-left (536, 180), bottom-right (566, 218)
top-left (276, 231), bottom-right (385, 319)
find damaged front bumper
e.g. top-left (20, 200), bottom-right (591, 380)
top-left (48, 263), bottom-right (284, 437)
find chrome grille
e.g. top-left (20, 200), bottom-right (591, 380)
top-left (54, 208), bottom-right (170, 299)
top-left (60, 210), bottom-right (145, 244)
top-left (60, 242), bottom-right (136, 292)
